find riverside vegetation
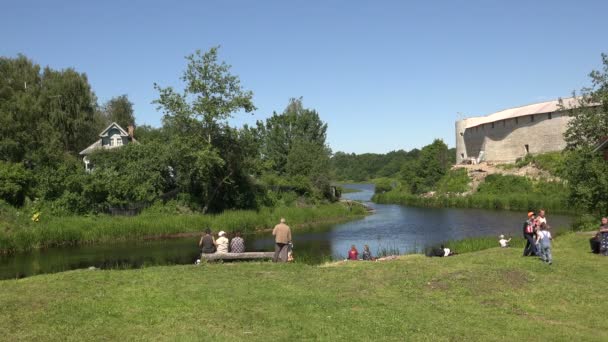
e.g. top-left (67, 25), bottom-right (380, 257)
top-left (0, 232), bottom-right (605, 341)
top-left (0, 201), bottom-right (366, 253)
top-left (0, 49), bottom-right (361, 251)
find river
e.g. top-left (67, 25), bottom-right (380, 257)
top-left (0, 183), bottom-right (573, 279)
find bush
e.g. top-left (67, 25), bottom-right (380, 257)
top-left (436, 168), bottom-right (470, 194)
top-left (0, 161), bottom-right (31, 206)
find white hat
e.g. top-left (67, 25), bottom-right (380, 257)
top-left (499, 234), bottom-right (505, 239)
top-left (218, 231), bottom-right (226, 237)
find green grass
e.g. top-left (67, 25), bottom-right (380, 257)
top-left (0, 203), bottom-right (367, 253)
top-left (374, 191), bottom-right (574, 214)
top-left (374, 174), bottom-right (574, 214)
top-left (0, 232), bottom-right (605, 341)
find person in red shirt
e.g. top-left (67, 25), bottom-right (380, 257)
top-left (348, 245), bottom-right (359, 260)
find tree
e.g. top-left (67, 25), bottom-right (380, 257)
top-left (562, 149), bottom-right (608, 214)
top-left (154, 46), bottom-right (255, 144)
top-left (101, 95), bottom-right (135, 129)
top-left (560, 53), bottom-right (608, 213)
top-left (0, 161), bottom-right (31, 206)
top-left (153, 47), bottom-right (256, 213)
top-left (257, 98), bottom-right (329, 175)
top-left (563, 53), bottom-right (608, 149)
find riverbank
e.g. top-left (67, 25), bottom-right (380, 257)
top-left (0, 202), bottom-right (367, 253)
top-left (373, 191), bottom-right (575, 214)
top-left (1, 232), bottom-right (604, 340)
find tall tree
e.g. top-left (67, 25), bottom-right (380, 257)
top-left (102, 95), bottom-right (135, 129)
top-left (563, 53), bottom-right (608, 149)
top-left (257, 97), bottom-right (329, 175)
top-left (153, 47), bottom-right (256, 213)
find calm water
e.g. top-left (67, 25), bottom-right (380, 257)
top-left (0, 183), bottom-right (573, 279)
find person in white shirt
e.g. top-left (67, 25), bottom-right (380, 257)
top-left (537, 209), bottom-right (547, 225)
top-left (535, 223), bottom-right (553, 264)
top-left (499, 234), bottom-right (511, 248)
top-left (215, 231), bottom-right (229, 253)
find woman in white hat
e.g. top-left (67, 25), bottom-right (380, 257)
top-left (216, 231), bottom-right (229, 253)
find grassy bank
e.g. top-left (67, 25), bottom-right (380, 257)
top-left (0, 203), bottom-right (367, 253)
top-left (0, 233), bottom-right (605, 341)
top-left (374, 192), bottom-right (574, 214)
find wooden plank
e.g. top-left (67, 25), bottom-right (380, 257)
top-left (200, 252), bottom-right (275, 260)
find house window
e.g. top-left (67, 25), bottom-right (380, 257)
top-left (116, 138), bottom-right (123, 146)
top-left (109, 139), bottom-right (114, 147)
top-left (503, 120), bottom-right (506, 127)
top-left (530, 115), bottom-right (535, 122)
top-left (491, 122), bottom-right (495, 129)
top-left (524, 144), bottom-right (530, 154)
top-left (515, 117), bottom-right (519, 125)
top-left (548, 112), bottom-right (552, 119)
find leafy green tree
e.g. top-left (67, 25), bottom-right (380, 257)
top-left (257, 98), bottom-right (328, 175)
top-left (101, 95), bottom-right (135, 129)
top-left (153, 47), bottom-right (256, 213)
top-left (254, 98), bottom-right (332, 198)
top-left (154, 46), bottom-right (255, 144)
top-left (38, 66), bottom-right (97, 154)
top-left (563, 53), bottom-right (608, 149)
top-left (0, 161), bottom-right (31, 206)
top-left (562, 149), bottom-right (608, 214)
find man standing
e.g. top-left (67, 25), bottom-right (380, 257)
top-left (272, 218), bottom-right (292, 262)
top-left (523, 212), bottom-right (538, 256)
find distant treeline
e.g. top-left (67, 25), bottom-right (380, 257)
top-left (331, 140), bottom-right (456, 193)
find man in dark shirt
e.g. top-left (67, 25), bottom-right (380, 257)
top-left (523, 212), bottom-right (538, 256)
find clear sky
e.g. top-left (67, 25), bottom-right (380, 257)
top-left (1, 0), bottom-right (607, 153)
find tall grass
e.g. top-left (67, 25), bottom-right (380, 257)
top-left (373, 191), bottom-right (574, 214)
top-left (0, 203), bottom-right (367, 253)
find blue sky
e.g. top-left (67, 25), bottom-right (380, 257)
top-left (1, 0), bottom-right (607, 153)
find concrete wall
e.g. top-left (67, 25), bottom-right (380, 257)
top-left (455, 111), bottom-right (570, 163)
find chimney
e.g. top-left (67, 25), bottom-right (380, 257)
top-left (127, 124), bottom-right (135, 140)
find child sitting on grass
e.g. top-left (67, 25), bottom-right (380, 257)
top-left (499, 234), bottom-right (511, 248)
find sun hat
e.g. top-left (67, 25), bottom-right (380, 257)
top-left (527, 212), bottom-right (535, 218)
top-left (499, 234), bottom-right (505, 239)
top-left (218, 231), bottom-right (226, 237)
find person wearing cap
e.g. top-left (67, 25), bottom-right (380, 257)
top-left (498, 234), bottom-right (511, 248)
top-left (523, 212), bottom-right (538, 256)
top-left (216, 230), bottom-right (229, 254)
top-left (272, 218), bottom-right (292, 262)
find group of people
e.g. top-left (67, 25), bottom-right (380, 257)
top-left (198, 229), bottom-right (245, 254)
top-left (198, 218), bottom-right (295, 263)
top-left (347, 245), bottom-right (374, 261)
top-left (589, 217), bottom-right (608, 255)
top-left (520, 209), bottom-right (553, 264)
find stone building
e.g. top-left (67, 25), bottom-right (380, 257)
top-left (455, 98), bottom-right (581, 164)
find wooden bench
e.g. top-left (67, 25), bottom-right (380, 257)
top-left (199, 252), bottom-right (275, 261)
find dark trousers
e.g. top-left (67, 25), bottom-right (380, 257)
top-left (273, 243), bottom-right (288, 262)
top-left (523, 234), bottom-right (537, 256)
top-left (590, 237), bottom-right (600, 254)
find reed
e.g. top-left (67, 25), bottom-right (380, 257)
top-left (0, 203), bottom-right (367, 253)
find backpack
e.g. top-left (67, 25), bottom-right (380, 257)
top-left (525, 221), bottom-right (534, 234)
